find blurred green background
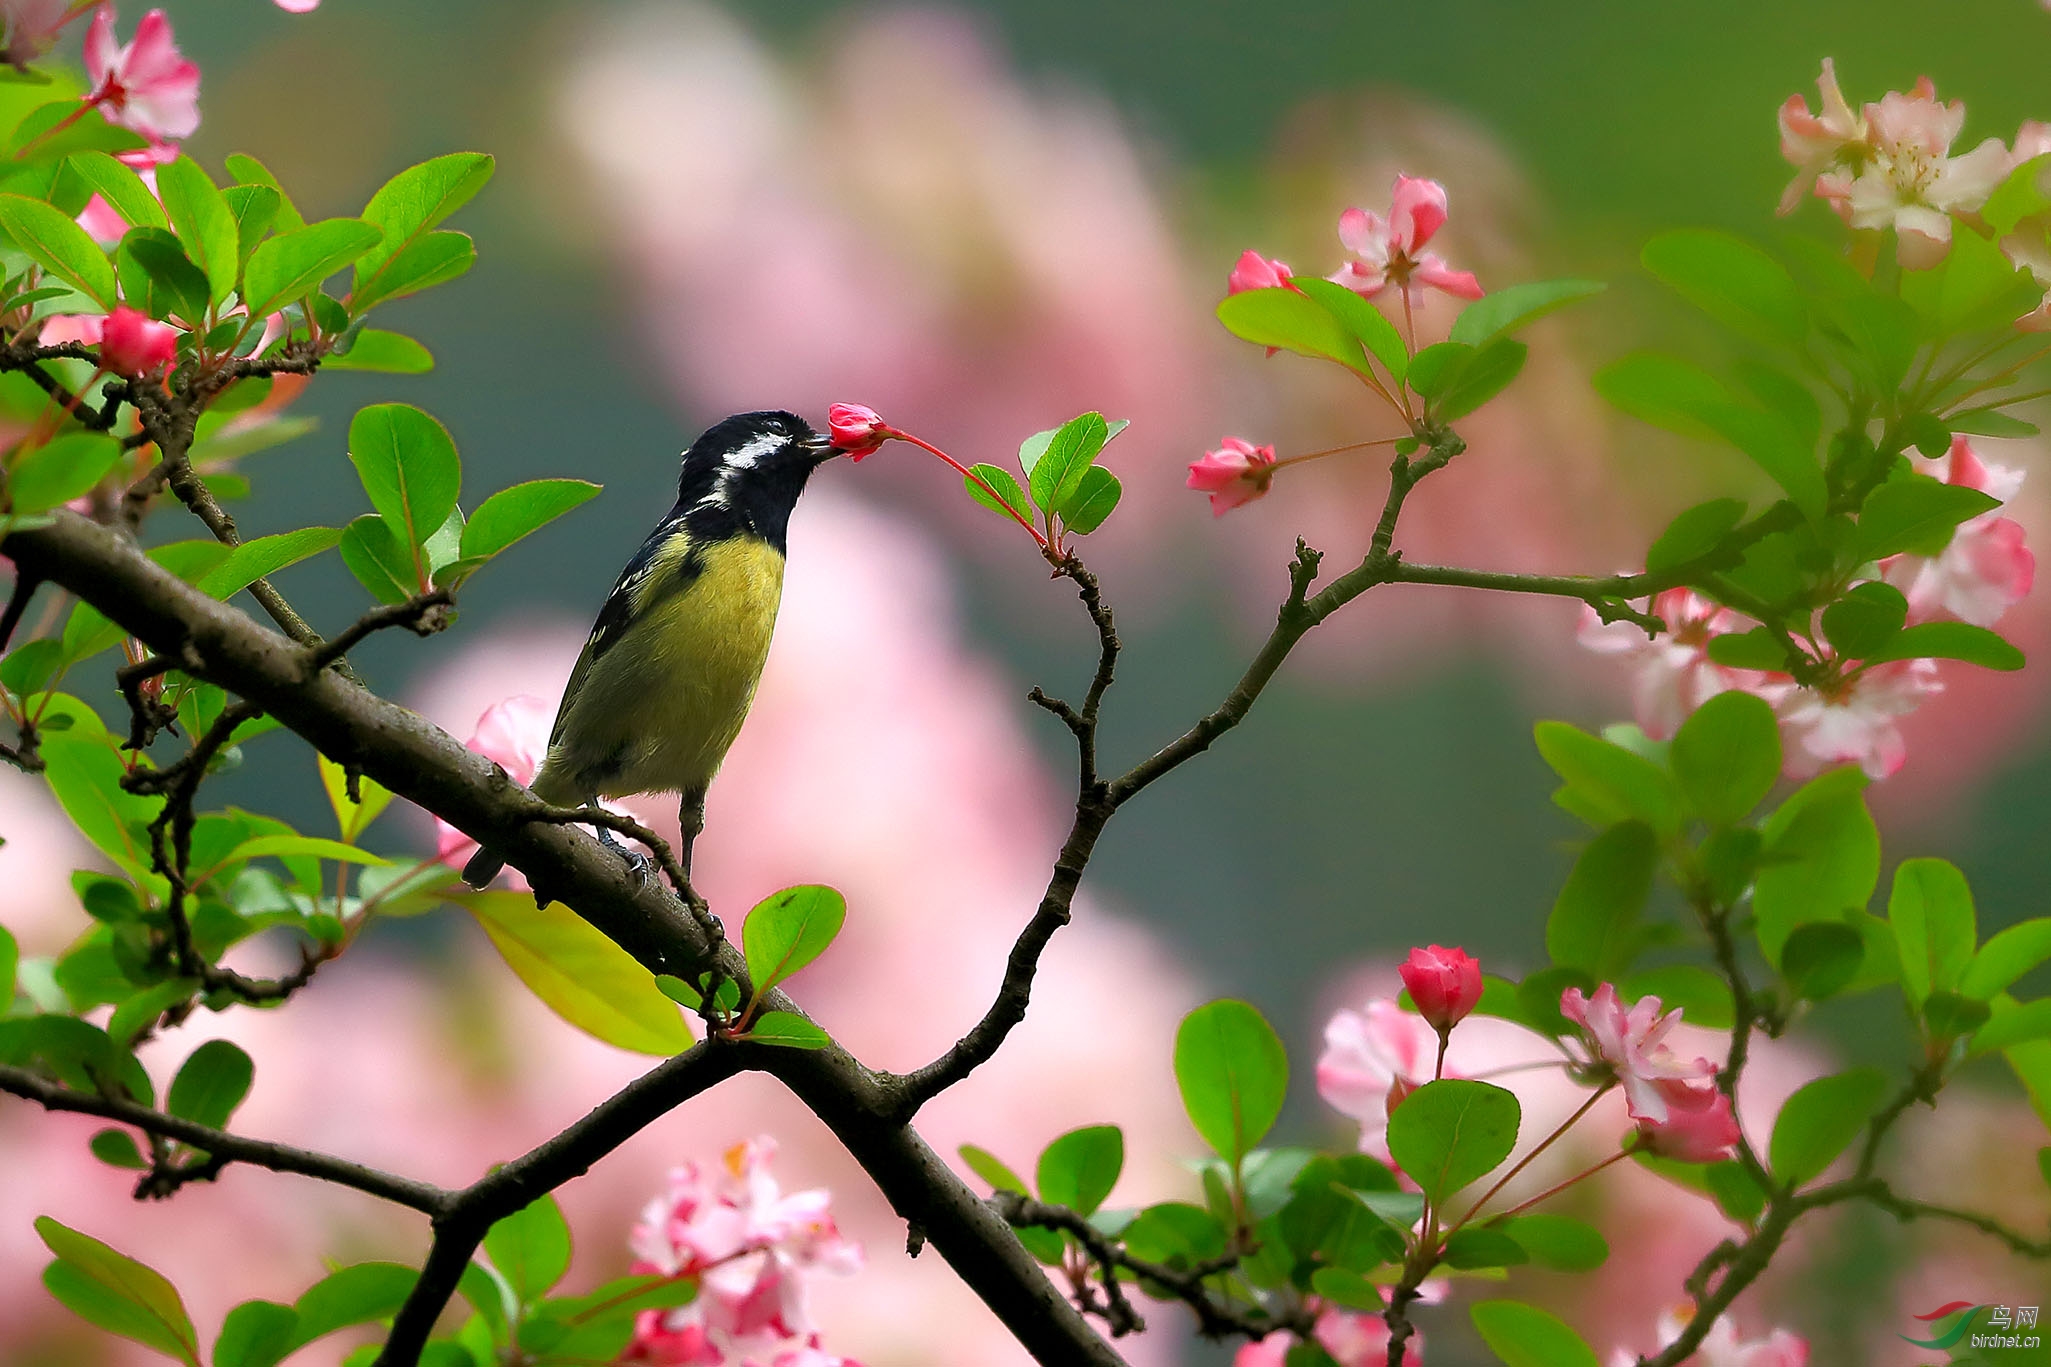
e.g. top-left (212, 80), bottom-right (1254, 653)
top-left (130, 1), bottom-right (2051, 1360)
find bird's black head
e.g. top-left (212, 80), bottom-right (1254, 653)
top-left (674, 410), bottom-right (833, 553)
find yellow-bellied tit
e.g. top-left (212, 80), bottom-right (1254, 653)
top-left (463, 411), bottom-right (836, 888)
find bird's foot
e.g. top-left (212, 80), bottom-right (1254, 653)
top-left (592, 822), bottom-right (653, 887)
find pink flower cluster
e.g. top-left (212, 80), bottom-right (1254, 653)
top-left (1235, 1296), bottom-right (1433, 1367)
top-left (1610, 1307), bottom-right (1809, 1367)
top-left (1562, 985), bottom-right (1740, 1163)
top-left (434, 695), bottom-right (554, 890)
top-left (622, 1138), bottom-right (863, 1367)
top-left (1580, 437), bottom-right (2032, 780)
top-left (1778, 60), bottom-right (2041, 273)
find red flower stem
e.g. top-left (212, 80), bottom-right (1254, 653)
top-left (1269, 436), bottom-right (1405, 472)
top-left (1489, 1148), bottom-right (1632, 1222)
top-left (1438, 1082), bottom-right (1613, 1242)
top-left (1433, 1030), bottom-right (1449, 1082)
top-left (881, 428), bottom-right (1049, 548)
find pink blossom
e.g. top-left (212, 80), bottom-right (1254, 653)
top-left (84, 6), bottom-right (201, 143)
top-left (626, 1137), bottom-right (862, 1364)
top-left (433, 695), bottom-right (553, 888)
top-left (1777, 59), bottom-right (1867, 216)
top-left (1, 0), bottom-right (75, 67)
top-left (1610, 1308), bottom-right (1808, 1367)
top-left (1777, 659), bottom-right (1943, 781)
top-left (1398, 944), bottom-right (1482, 1033)
top-left (1227, 250), bottom-right (1294, 294)
top-left (1837, 77), bottom-right (2009, 267)
top-left (1317, 1309), bottom-right (1420, 1366)
top-left (39, 313), bottom-right (104, 348)
top-left (1577, 588), bottom-right (1777, 741)
top-left (826, 402), bottom-right (887, 459)
top-left (1880, 436), bottom-right (2034, 628)
top-left (1318, 999), bottom-right (1442, 1160)
top-left (274, 0), bottom-right (318, 10)
top-left (1560, 985), bottom-right (1717, 1125)
top-left (1635, 1080), bottom-right (1741, 1163)
top-left (1328, 174), bottom-right (1483, 304)
top-left (1187, 436), bottom-right (1276, 516)
top-left (97, 303), bottom-right (178, 376)
top-left (759, 1339), bottom-right (863, 1367)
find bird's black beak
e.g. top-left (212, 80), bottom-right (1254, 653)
top-left (803, 432), bottom-right (838, 465)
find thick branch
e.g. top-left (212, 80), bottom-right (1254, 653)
top-left (0, 1063), bottom-right (448, 1214)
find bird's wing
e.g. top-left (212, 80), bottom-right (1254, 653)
top-left (548, 506), bottom-right (698, 751)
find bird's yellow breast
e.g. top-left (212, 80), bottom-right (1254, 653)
top-left (538, 534), bottom-right (786, 801)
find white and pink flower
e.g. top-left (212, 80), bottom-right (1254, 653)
top-left (1881, 436), bottom-right (2034, 629)
top-left (433, 695), bottom-right (553, 888)
top-left (1227, 250), bottom-right (1295, 295)
top-left (1317, 999), bottom-right (1443, 1160)
top-left (1560, 985), bottom-right (1717, 1125)
top-left (1777, 59), bottom-right (1868, 216)
top-left (1187, 436), bottom-right (1277, 516)
top-left (1777, 658), bottom-right (1944, 781)
top-left (1823, 74), bottom-right (2009, 267)
top-left (1610, 1307), bottom-right (1808, 1367)
top-left (84, 7), bottom-right (201, 144)
top-left (1327, 174), bottom-right (1483, 305)
top-left (1577, 588), bottom-right (1776, 741)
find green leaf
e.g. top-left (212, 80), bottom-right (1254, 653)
top-left (1855, 476), bottom-right (2000, 562)
top-left (1902, 223), bottom-right (2042, 335)
top-left (349, 402), bottom-right (461, 553)
top-left (1950, 406), bottom-right (2039, 439)
top-left (156, 156), bottom-right (238, 305)
top-left (66, 151), bottom-right (167, 232)
top-left (1623, 965), bottom-right (1735, 1028)
top-left (963, 462), bottom-right (1035, 525)
top-left (1173, 999), bottom-right (1288, 1165)
top-left (222, 185), bottom-right (281, 267)
top-left (37, 1217), bottom-right (200, 1366)
top-left (484, 1195), bottom-right (571, 1305)
top-left (323, 328), bottom-right (434, 373)
top-left (1216, 286), bottom-right (1373, 375)
top-left (8, 102), bottom-right (147, 162)
top-left (960, 1144), bottom-right (1030, 1195)
top-left (1705, 627), bottom-right (1793, 672)
top-left (1449, 278), bottom-right (1605, 347)
top-left (1546, 820), bottom-right (1656, 979)
top-left (0, 921), bottom-right (15, 1007)
top-left (1768, 1067), bottom-right (1889, 1187)
top-left (1056, 466), bottom-right (1121, 535)
top-left (459, 479), bottom-right (601, 562)
top-left (1781, 921), bottom-right (1867, 1001)
top-left (1406, 341), bottom-right (1471, 397)
top-left (1754, 770), bottom-right (1878, 965)
top-left (1533, 720), bottom-right (1683, 835)
top-left (1442, 1227), bottom-right (1530, 1269)
top-left (242, 217), bottom-right (383, 317)
top-left (1889, 857), bottom-right (1977, 1005)
top-left (117, 227), bottom-right (209, 325)
top-left (107, 977), bottom-right (201, 1048)
top-left (194, 527), bottom-right (341, 600)
top-left (1385, 1079), bottom-right (1520, 1206)
top-left (212, 1299), bottom-right (297, 1367)
top-left (224, 834), bottom-right (391, 867)
top-left (741, 884), bottom-right (847, 996)
top-left (1309, 1267), bottom-right (1385, 1310)
top-left (1864, 620), bottom-right (2024, 670)
top-left (89, 1127), bottom-right (147, 1169)
top-left (353, 152), bottom-right (493, 300)
top-left (2007, 1040), bottom-right (2051, 1134)
top-left (1706, 1161), bottom-right (1770, 1223)
top-left (1963, 918), bottom-right (2051, 999)
top-left (6, 430), bottom-right (122, 514)
top-left (288, 1263), bottom-right (417, 1350)
top-left (1470, 1299), bottom-right (1599, 1367)
top-left (1671, 690), bottom-right (1781, 824)
top-left (165, 1038), bottom-right (254, 1131)
top-left (0, 192), bottom-right (115, 308)
top-left (348, 229), bottom-right (475, 313)
top-left (744, 1010), bottom-right (831, 1048)
top-left (1036, 1124), bottom-right (1123, 1217)
top-left (1291, 276), bottom-right (1408, 380)
top-left (1972, 999), bottom-right (2051, 1055)
top-left (40, 732), bottom-right (164, 882)
top-left (316, 754), bottom-right (394, 843)
top-left (1820, 581), bottom-right (1908, 658)
top-left (1435, 338), bottom-right (1528, 421)
top-left (223, 154), bottom-right (304, 233)
top-left (338, 513), bottom-right (417, 604)
top-left (1593, 353), bottom-right (1824, 517)
top-left (1026, 411), bottom-right (1111, 517)
top-left (458, 891), bottom-right (694, 1054)
top-left (1641, 229), bottom-right (1807, 348)
top-left (1497, 1214), bottom-right (1608, 1271)
top-left (1645, 497), bottom-right (1745, 573)
top-left (1925, 989), bottom-right (1991, 1042)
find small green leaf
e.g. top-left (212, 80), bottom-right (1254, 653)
top-left (745, 1011), bottom-right (831, 1049)
top-left (1671, 690), bottom-right (1781, 824)
top-left (1173, 999), bottom-right (1288, 1165)
top-left (1971, 999), bottom-right (2051, 1055)
top-left (156, 156), bottom-right (239, 305)
top-left (242, 218), bottom-right (384, 317)
top-left (348, 229), bottom-right (475, 313)
top-left (1308, 1267), bottom-right (1385, 1310)
top-left (459, 479), bottom-right (601, 561)
top-left (66, 151), bottom-right (167, 232)
top-left (1642, 229), bottom-right (1807, 348)
top-left (1864, 621), bottom-right (2024, 670)
top-left (1449, 278), bottom-right (1605, 347)
top-left (0, 921), bottom-right (15, 1006)
top-left (964, 462), bottom-right (1035, 523)
top-left (1769, 1067), bottom-right (1889, 1187)
top-left (1470, 1299), bottom-right (1599, 1367)
top-left (1405, 341), bottom-right (1472, 397)
top-left (1442, 1227), bottom-right (1530, 1269)
top-left (88, 1128), bottom-right (147, 1169)
top-left (1056, 465), bottom-right (1121, 535)
top-left (1036, 1124), bottom-right (1123, 1217)
top-left (37, 1217), bottom-right (200, 1366)
top-left (458, 891), bottom-right (694, 1054)
top-left (1216, 285), bottom-right (1372, 375)
top-left (1754, 770), bottom-right (1878, 966)
top-left (1026, 411), bottom-right (1111, 517)
top-left (1593, 353), bottom-right (1824, 517)
top-left (117, 227), bottom-right (209, 325)
top-left (352, 152), bottom-right (494, 301)
top-left (0, 192), bottom-right (116, 308)
top-left (484, 1195), bottom-right (572, 1305)
top-left (1890, 857), bottom-right (1977, 1005)
top-left (1496, 1214), bottom-right (1608, 1271)
top-left (1950, 406), bottom-right (2039, 438)
top-left (338, 513), bottom-right (417, 603)
top-left (323, 328), bottom-right (434, 373)
top-left (1902, 223), bottom-right (2042, 335)
top-left (1533, 720), bottom-right (1683, 835)
top-left (1925, 990), bottom-right (1992, 1041)
top-left (1435, 337), bottom-right (1527, 421)
top-left (6, 431), bottom-right (123, 514)
top-left (959, 1143), bottom-right (1030, 1195)
top-left (349, 401), bottom-right (461, 554)
top-left (1385, 1079), bottom-right (1520, 1206)
top-left (1962, 918), bottom-right (2051, 1000)
top-left (1290, 276), bottom-right (1408, 380)
top-left (165, 1038), bottom-right (254, 1131)
top-left (1781, 921), bottom-right (1867, 1001)
top-left (316, 753), bottom-right (394, 843)
top-left (1820, 581), bottom-right (1909, 658)
top-left (1645, 498), bottom-right (1745, 573)
top-left (212, 1299), bottom-right (297, 1367)
top-left (288, 1263), bottom-right (417, 1350)
top-left (1856, 476), bottom-right (2000, 562)
top-left (1546, 820), bottom-right (1656, 979)
top-left (222, 184), bottom-right (281, 266)
top-left (741, 884), bottom-right (847, 996)
top-left (224, 834), bottom-right (391, 868)
top-left (194, 527), bottom-right (342, 600)
top-left (223, 153), bottom-right (305, 233)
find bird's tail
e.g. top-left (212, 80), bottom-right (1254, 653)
top-left (462, 846), bottom-right (507, 888)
